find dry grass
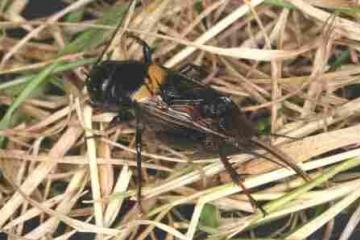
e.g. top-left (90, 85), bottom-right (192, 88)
top-left (0, 0), bottom-right (360, 239)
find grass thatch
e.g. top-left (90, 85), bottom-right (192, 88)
top-left (0, 0), bottom-right (360, 239)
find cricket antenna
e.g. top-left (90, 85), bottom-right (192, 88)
top-left (126, 33), bottom-right (153, 63)
top-left (85, 0), bottom-right (137, 84)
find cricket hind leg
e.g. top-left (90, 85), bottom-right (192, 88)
top-left (250, 138), bottom-right (310, 181)
top-left (218, 145), bottom-right (267, 216)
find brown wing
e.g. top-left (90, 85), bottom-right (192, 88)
top-left (139, 98), bottom-right (230, 140)
top-left (138, 97), bottom-right (310, 181)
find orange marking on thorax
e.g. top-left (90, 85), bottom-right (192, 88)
top-left (131, 64), bottom-right (167, 102)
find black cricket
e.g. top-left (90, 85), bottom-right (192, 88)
top-left (86, 34), bottom-right (309, 214)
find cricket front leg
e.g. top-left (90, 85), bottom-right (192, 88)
top-left (135, 104), bottom-right (144, 213)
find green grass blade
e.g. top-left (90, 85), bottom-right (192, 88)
top-left (0, 58), bottom-right (95, 91)
top-left (0, 61), bottom-right (61, 146)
